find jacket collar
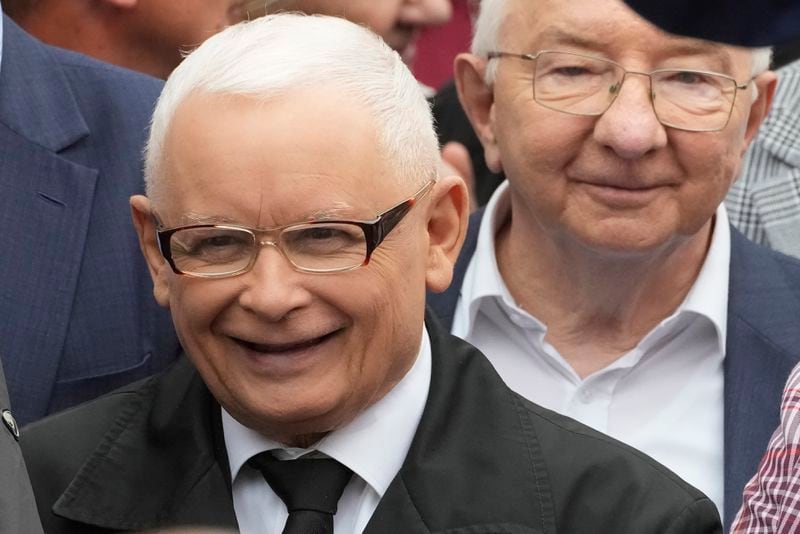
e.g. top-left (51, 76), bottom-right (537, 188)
top-left (0, 16), bottom-right (88, 152)
top-left (723, 228), bottom-right (800, 526)
top-left (51, 358), bottom-right (237, 531)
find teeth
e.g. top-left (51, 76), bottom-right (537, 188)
top-left (239, 334), bottom-right (328, 353)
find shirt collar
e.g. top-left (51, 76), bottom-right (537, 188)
top-left (222, 325), bottom-right (432, 497)
top-left (457, 180), bottom-right (729, 352)
top-left (454, 181), bottom-right (530, 339)
top-left (678, 205), bottom-right (730, 355)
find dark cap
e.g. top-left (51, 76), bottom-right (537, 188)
top-left (625, 0), bottom-right (800, 46)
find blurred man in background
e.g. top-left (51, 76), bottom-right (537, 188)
top-left (3, 0), bottom-right (249, 78)
top-left (0, 10), bottom-right (181, 424)
top-left (261, 0), bottom-right (452, 69)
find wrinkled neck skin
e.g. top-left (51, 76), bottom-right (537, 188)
top-left (496, 208), bottom-right (713, 377)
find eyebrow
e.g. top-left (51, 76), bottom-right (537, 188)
top-left (180, 213), bottom-right (240, 225)
top-left (178, 203), bottom-right (361, 227)
top-left (534, 27), bottom-right (734, 74)
top-left (307, 202), bottom-right (361, 221)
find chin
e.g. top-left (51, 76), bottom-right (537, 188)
top-left (237, 389), bottom-right (353, 436)
top-left (573, 229), bottom-right (679, 258)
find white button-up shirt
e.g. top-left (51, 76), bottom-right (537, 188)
top-left (452, 181), bottom-right (729, 515)
top-left (223, 327), bottom-right (431, 534)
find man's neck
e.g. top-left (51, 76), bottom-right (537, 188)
top-left (496, 207), bottom-right (714, 378)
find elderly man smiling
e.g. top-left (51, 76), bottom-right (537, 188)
top-left (427, 0), bottom-right (800, 528)
top-left (23, 13), bottom-right (720, 534)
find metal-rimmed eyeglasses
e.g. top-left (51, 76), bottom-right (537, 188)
top-left (155, 179), bottom-right (435, 278)
top-left (487, 49), bottom-right (753, 132)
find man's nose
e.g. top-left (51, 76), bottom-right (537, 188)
top-left (237, 244), bottom-right (312, 322)
top-left (401, 0), bottom-right (453, 27)
top-left (592, 74), bottom-right (668, 160)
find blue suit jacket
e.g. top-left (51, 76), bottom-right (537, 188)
top-left (0, 17), bottom-right (180, 425)
top-left (427, 209), bottom-right (800, 529)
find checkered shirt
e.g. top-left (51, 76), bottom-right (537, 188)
top-left (732, 363), bottom-right (800, 533)
top-left (725, 59), bottom-right (800, 258)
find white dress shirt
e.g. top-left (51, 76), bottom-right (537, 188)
top-left (223, 327), bottom-right (432, 534)
top-left (453, 181), bottom-right (729, 515)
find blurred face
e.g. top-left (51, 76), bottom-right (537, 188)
top-left (268, 0), bottom-right (452, 62)
top-left (463, 0), bottom-right (774, 255)
top-left (136, 91), bottom-right (439, 445)
top-left (125, 0), bottom-right (248, 77)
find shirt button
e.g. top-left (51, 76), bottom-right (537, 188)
top-left (579, 389), bottom-right (593, 403)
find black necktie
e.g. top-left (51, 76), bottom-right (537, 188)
top-left (248, 452), bottom-right (353, 534)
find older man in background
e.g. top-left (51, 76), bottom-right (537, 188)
top-left (426, 0), bottom-right (800, 527)
top-left (23, 14), bottom-right (721, 534)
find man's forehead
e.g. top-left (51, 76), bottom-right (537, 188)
top-left (536, 26), bottom-right (735, 68)
top-left (503, 0), bottom-right (746, 70)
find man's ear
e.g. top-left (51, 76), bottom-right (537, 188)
top-left (454, 53), bottom-right (502, 174)
top-left (424, 175), bottom-right (469, 293)
top-left (741, 70), bottom-right (778, 155)
top-left (130, 195), bottom-right (171, 309)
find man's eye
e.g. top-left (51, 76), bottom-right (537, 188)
top-left (200, 235), bottom-right (240, 248)
top-left (668, 71), bottom-right (710, 85)
top-left (287, 225), bottom-right (363, 253)
top-left (304, 227), bottom-right (345, 241)
top-left (553, 66), bottom-right (592, 77)
top-left (176, 231), bottom-right (250, 258)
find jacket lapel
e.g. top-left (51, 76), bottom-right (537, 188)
top-left (50, 359), bottom-right (238, 530)
top-left (724, 228), bottom-right (800, 526)
top-left (364, 314), bottom-right (552, 534)
top-left (0, 17), bottom-right (98, 420)
top-left (363, 477), bottom-right (431, 534)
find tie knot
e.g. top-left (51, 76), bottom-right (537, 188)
top-left (248, 452), bottom-right (353, 515)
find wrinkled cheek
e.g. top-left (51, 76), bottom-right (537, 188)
top-left (679, 169), bottom-right (736, 235)
top-left (167, 285), bottom-right (216, 361)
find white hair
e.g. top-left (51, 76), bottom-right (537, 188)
top-left (751, 47), bottom-right (772, 75)
top-left (470, 0), bottom-right (506, 83)
top-left (144, 13), bottom-right (439, 201)
top-left (472, 0), bottom-right (773, 84)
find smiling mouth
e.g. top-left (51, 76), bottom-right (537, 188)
top-left (233, 330), bottom-right (341, 354)
top-left (576, 181), bottom-right (673, 210)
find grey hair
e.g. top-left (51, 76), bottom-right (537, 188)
top-left (470, 0), bottom-right (506, 83)
top-left (472, 0), bottom-right (773, 85)
top-left (751, 47), bottom-right (772, 75)
top-left (144, 13), bottom-right (439, 202)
